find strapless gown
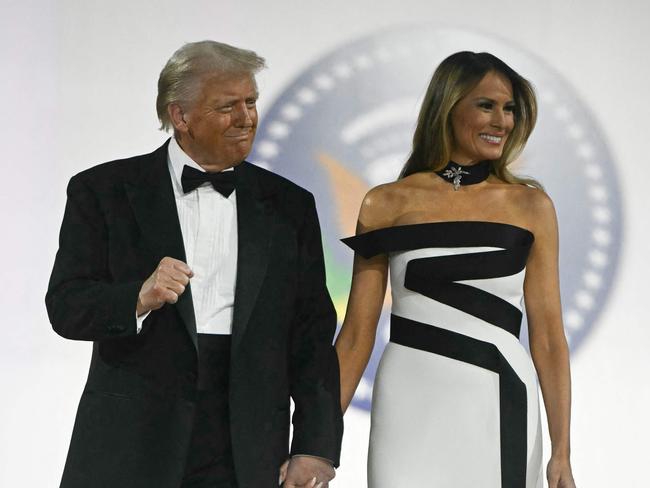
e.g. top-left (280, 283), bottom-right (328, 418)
top-left (343, 221), bottom-right (543, 488)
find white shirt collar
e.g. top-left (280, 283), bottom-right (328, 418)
top-left (167, 137), bottom-right (234, 194)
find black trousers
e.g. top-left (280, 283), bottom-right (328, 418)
top-left (181, 334), bottom-right (237, 488)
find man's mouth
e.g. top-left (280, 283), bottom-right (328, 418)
top-left (227, 133), bottom-right (250, 139)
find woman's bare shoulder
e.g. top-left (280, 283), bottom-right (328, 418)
top-left (508, 184), bottom-right (557, 235)
top-left (357, 179), bottom-right (415, 233)
top-left (511, 184), bottom-right (555, 213)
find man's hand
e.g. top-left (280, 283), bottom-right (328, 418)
top-left (280, 456), bottom-right (335, 488)
top-left (136, 257), bottom-right (193, 316)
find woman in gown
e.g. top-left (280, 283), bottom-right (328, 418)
top-left (336, 52), bottom-right (576, 488)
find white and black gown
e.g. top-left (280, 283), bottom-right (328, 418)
top-left (343, 221), bottom-right (543, 488)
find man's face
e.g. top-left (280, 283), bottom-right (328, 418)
top-left (177, 73), bottom-right (258, 171)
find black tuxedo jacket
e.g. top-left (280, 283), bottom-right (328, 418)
top-left (46, 141), bottom-right (343, 488)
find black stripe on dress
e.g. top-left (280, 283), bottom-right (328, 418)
top-left (390, 314), bottom-right (527, 488)
top-left (341, 221), bottom-right (533, 259)
top-left (405, 245), bottom-right (530, 337)
top-left (343, 221), bottom-right (532, 337)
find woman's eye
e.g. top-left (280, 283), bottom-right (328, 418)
top-left (478, 102), bottom-right (493, 110)
top-left (505, 105), bottom-right (516, 113)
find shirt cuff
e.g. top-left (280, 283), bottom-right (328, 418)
top-left (135, 310), bottom-right (151, 333)
top-left (291, 454), bottom-right (334, 466)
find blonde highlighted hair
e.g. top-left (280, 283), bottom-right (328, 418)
top-left (400, 51), bottom-right (540, 188)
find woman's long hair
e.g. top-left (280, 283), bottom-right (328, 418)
top-left (399, 51), bottom-right (540, 188)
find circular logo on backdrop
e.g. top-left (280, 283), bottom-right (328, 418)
top-left (251, 25), bottom-right (622, 411)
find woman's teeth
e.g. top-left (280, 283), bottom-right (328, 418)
top-left (480, 134), bottom-right (502, 144)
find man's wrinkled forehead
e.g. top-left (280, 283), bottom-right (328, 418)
top-left (198, 72), bottom-right (259, 101)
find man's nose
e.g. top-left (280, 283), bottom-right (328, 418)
top-left (233, 103), bottom-right (253, 127)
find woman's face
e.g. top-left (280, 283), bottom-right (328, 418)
top-left (450, 70), bottom-right (515, 164)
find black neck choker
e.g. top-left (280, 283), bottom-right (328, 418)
top-left (435, 160), bottom-right (491, 191)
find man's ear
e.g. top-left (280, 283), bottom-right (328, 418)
top-left (168, 103), bottom-right (189, 133)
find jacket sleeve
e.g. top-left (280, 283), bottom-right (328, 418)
top-left (288, 192), bottom-right (343, 467)
top-left (45, 174), bottom-right (143, 341)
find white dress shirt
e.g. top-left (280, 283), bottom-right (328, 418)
top-left (137, 137), bottom-right (238, 334)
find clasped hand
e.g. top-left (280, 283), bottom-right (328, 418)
top-left (279, 456), bottom-right (335, 488)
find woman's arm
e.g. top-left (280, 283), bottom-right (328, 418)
top-left (335, 252), bottom-right (388, 412)
top-left (523, 190), bottom-right (576, 487)
top-left (335, 188), bottom-right (392, 413)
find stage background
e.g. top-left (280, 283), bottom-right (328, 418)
top-left (1, 0), bottom-right (648, 486)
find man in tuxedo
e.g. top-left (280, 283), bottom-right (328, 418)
top-left (46, 40), bottom-right (342, 488)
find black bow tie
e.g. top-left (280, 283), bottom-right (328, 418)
top-left (181, 165), bottom-right (236, 197)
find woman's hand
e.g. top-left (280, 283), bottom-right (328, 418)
top-left (547, 456), bottom-right (576, 488)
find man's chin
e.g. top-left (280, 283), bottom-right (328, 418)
top-left (233, 144), bottom-right (253, 162)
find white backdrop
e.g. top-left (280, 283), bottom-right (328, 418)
top-left (1, 0), bottom-right (649, 486)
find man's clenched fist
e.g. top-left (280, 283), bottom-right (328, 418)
top-left (136, 257), bottom-right (193, 316)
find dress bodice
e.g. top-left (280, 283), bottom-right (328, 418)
top-left (342, 221), bottom-right (534, 338)
top-left (345, 222), bottom-right (543, 488)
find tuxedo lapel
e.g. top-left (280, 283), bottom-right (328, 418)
top-left (232, 162), bottom-right (275, 351)
top-left (124, 141), bottom-right (198, 351)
